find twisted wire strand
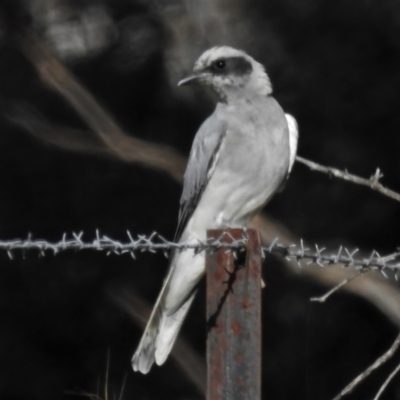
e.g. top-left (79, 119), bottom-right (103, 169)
top-left (0, 231), bottom-right (399, 275)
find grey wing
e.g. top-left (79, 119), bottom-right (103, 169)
top-left (174, 112), bottom-right (227, 240)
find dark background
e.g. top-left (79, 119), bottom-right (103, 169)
top-left (0, 0), bottom-right (399, 399)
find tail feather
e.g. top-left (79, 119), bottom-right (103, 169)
top-left (131, 259), bottom-right (176, 373)
top-left (131, 291), bottom-right (197, 373)
top-left (132, 242), bottom-right (203, 373)
top-left (131, 305), bottom-right (161, 373)
top-left (155, 291), bottom-right (196, 365)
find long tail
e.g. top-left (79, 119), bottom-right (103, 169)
top-left (131, 242), bottom-right (202, 373)
top-left (131, 286), bottom-right (196, 374)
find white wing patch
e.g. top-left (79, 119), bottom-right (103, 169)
top-left (285, 113), bottom-right (299, 173)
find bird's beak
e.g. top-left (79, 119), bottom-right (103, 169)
top-left (178, 73), bottom-right (204, 86)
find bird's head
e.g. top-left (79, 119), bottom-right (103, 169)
top-left (178, 46), bottom-right (272, 102)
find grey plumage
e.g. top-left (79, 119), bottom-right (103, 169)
top-left (132, 46), bottom-right (298, 373)
top-left (175, 114), bottom-right (227, 241)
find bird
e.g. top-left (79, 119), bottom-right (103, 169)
top-left (131, 46), bottom-right (298, 373)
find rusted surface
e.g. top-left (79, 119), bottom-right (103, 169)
top-left (206, 229), bottom-right (262, 400)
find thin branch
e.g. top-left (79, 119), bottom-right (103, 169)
top-left (117, 374), bottom-right (127, 400)
top-left (296, 156), bottom-right (400, 202)
top-left (310, 270), bottom-right (368, 303)
top-left (104, 349), bottom-right (109, 400)
top-left (333, 333), bottom-right (400, 400)
top-left (373, 361), bottom-right (400, 400)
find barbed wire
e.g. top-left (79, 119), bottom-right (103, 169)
top-left (1, 231), bottom-right (400, 276)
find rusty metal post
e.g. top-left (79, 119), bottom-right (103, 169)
top-left (206, 228), bottom-right (262, 400)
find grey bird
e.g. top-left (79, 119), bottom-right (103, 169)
top-left (132, 46), bottom-right (298, 373)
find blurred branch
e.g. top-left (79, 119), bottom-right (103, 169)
top-left (296, 156), bottom-right (400, 202)
top-left (333, 333), bottom-right (400, 400)
top-left (9, 104), bottom-right (109, 155)
top-left (373, 360), bottom-right (400, 400)
top-left (18, 29), bottom-right (186, 182)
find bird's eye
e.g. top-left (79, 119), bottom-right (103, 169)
top-left (214, 60), bottom-right (226, 70)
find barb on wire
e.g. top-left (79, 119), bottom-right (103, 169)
top-left (296, 156), bottom-right (400, 203)
top-left (1, 231), bottom-right (400, 273)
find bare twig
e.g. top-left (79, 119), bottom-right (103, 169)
top-left (296, 156), bottom-right (400, 202)
top-left (373, 361), bottom-right (400, 400)
top-left (333, 333), bottom-right (400, 400)
top-left (8, 104), bottom-right (110, 156)
top-left (310, 270), bottom-right (368, 303)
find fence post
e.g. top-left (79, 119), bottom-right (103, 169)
top-left (206, 228), bottom-right (262, 400)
